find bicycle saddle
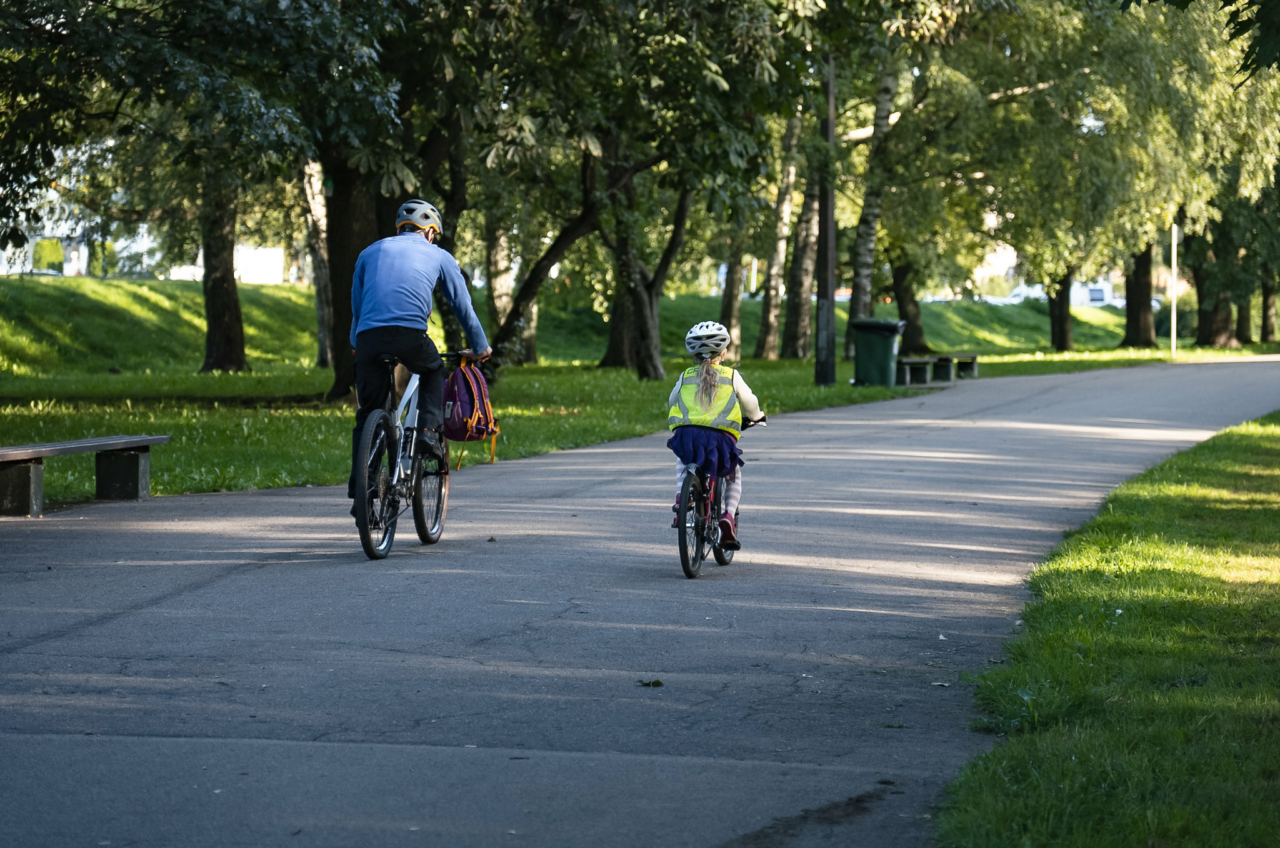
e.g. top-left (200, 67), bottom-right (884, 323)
top-left (375, 354), bottom-right (399, 369)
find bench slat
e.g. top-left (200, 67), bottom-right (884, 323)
top-left (0, 435), bottom-right (170, 463)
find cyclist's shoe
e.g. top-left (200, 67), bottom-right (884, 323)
top-left (718, 511), bottom-right (740, 550)
top-left (417, 428), bottom-right (445, 460)
top-left (349, 501), bottom-right (359, 519)
top-left (671, 496), bottom-right (681, 528)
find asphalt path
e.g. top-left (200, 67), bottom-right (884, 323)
top-left (3, 358), bottom-right (1279, 848)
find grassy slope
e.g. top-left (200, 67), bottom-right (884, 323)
top-left (938, 412), bottom-right (1280, 848)
top-left (0, 274), bottom-right (318, 372)
top-left (542, 295), bottom-right (1131, 363)
top-left (3, 276), bottom-right (900, 505)
top-left (4, 360), bottom-right (890, 506)
top-left (1, 274), bottom-right (1271, 506)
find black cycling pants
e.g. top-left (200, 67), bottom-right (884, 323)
top-left (349, 326), bottom-right (445, 497)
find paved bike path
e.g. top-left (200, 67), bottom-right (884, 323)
top-left (2, 358), bottom-right (1279, 847)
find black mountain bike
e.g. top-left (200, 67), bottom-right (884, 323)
top-left (354, 352), bottom-right (465, 560)
top-left (676, 417), bottom-right (764, 579)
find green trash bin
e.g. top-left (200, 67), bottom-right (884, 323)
top-left (850, 319), bottom-right (906, 387)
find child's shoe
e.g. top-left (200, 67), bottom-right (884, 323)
top-left (671, 496), bottom-right (681, 528)
top-left (718, 511), bottom-right (740, 550)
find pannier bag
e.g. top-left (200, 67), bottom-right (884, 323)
top-left (442, 361), bottom-right (500, 463)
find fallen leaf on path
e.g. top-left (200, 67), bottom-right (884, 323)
top-left (931, 682), bottom-right (950, 687)
top-left (637, 679), bottom-right (663, 687)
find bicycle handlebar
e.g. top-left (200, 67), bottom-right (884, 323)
top-left (442, 350), bottom-right (484, 364)
top-left (742, 415), bottom-right (767, 430)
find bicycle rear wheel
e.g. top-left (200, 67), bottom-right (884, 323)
top-left (678, 472), bottom-right (705, 579)
top-left (355, 409), bottom-right (398, 560)
top-left (412, 441), bottom-right (450, 544)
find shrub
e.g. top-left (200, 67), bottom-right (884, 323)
top-left (31, 239), bottom-right (64, 273)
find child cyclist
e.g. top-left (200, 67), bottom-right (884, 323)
top-left (667, 322), bottom-right (765, 549)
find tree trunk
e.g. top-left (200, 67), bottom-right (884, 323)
top-left (1235, 295), bottom-right (1253, 345)
top-left (846, 62), bottom-right (899, 357)
top-left (720, 249), bottom-right (743, 362)
top-left (602, 218), bottom-right (665, 378)
top-left (599, 186), bottom-right (692, 380)
top-left (754, 113), bottom-right (800, 360)
top-left (780, 181), bottom-right (820, 359)
top-left (486, 225), bottom-right (514, 327)
top-left (520, 302), bottom-right (538, 364)
top-left (322, 153), bottom-right (378, 400)
top-left (199, 162), bottom-right (246, 373)
top-left (1262, 276), bottom-right (1277, 343)
top-left (1048, 272), bottom-right (1073, 352)
top-left (434, 117), bottom-right (470, 354)
top-left (490, 151), bottom-right (601, 373)
top-left (601, 280), bottom-right (639, 369)
top-left (630, 282), bottom-right (665, 381)
top-left (1120, 245), bottom-right (1157, 348)
top-left (890, 261), bottom-right (931, 355)
top-left (1191, 265), bottom-right (1236, 348)
top-left (303, 162), bottom-right (332, 369)
top-left (485, 223), bottom-right (537, 364)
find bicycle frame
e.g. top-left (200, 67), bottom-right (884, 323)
top-left (688, 463), bottom-right (722, 547)
top-left (388, 373), bottom-right (420, 487)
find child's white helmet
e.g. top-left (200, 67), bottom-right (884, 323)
top-left (685, 322), bottom-right (731, 358)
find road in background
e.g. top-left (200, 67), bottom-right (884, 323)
top-left (3, 359), bottom-right (1278, 847)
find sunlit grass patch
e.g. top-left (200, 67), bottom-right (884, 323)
top-left (937, 412), bottom-right (1280, 848)
top-left (4, 359), bottom-right (913, 508)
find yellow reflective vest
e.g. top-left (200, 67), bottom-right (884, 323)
top-left (667, 363), bottom-right (742, 436)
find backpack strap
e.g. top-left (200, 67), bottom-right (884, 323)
top-left (462, 362), bottom-right (500, 439)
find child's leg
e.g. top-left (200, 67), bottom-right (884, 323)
top-left (724, 469), bottom-right (743, 514)
top-left (675, 460), bottom-right (689, 499)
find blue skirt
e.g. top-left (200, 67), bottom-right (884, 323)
top-left (668, 426), bottom-right (743, 479)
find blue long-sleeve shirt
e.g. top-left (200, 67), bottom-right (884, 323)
top-left (349, 231), bottom-right (489, 351)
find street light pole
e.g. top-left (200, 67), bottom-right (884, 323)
top-left (1170, 224), bottom-right (1178, 360)
top-left (814, 54), bottom-right (837, 386)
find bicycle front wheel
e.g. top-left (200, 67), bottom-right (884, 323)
top-left (412, 441), bottom-right (449, 544)
top-left (678, 472), bottom-right (704, 579)
top-left (355, 409), bottom-right (398, 560)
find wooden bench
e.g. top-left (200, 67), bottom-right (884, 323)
top-left (896, 356), bottom-right (938, 387)
top-left (935, 352), bottom-right (979, 381)
top-left (0, 435), bottom-right (171, 518)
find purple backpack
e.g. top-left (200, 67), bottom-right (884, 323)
top-left (442, 362), bottom-right (501, 462)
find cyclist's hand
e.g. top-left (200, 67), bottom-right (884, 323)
top-left (748, 415), bottom-right (767, 428)
top-left (465, 347), bottom-right (493, 362)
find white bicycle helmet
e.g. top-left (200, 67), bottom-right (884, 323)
top-left (685, 321), bottom-right (731, 358)
top-left (395, 199), bottom-right (443, 236)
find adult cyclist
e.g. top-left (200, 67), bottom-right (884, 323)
top-left (347, 199), bottom-right (491, 514)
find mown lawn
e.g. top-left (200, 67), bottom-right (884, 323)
top-left (2, 273), bottom-right (1273, 507)
top-left (3, 359), bottom-right (902, 508)
top-left (937, 411), bottom-right (1280, 848)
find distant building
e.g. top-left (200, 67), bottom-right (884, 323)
top-left (164, 245), bottom-right (288, 285)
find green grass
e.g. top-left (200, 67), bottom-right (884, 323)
top-left (0, 274), bottom-right (319, 375)
top-left (1, 274), bottom-right (1270, 507)
top-left (905, 298), bottom-right (1129, 352)
top-left (3, 359), bottom-right (904, 508)
top-left (937, 412), bottom-right (1280, 848)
